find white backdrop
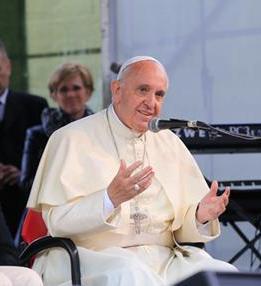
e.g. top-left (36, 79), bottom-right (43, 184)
top-left (101, 0), bottom-right (261, 270)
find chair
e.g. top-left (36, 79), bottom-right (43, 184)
top-left (18, 209), bottom-right (206, 286)
top-left (19, 209), bottom-right (82, 286)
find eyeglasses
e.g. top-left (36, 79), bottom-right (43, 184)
top-left (57, 85), bottom-right (84, 94)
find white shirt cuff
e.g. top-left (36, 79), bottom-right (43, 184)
top-left (196, 219), bottom-right (211, 236)
top-left (103, 190), bottom-right (115, 218)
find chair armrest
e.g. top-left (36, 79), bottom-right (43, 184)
top-left (19, 236), bottom-right (81, 286)
top-left (179, 242), bottom-right (205, 248)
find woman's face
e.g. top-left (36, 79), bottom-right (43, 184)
top-left (54, 74), bottom-right (91, 119)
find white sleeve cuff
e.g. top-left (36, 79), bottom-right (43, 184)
top-left (196, 219), bottom-right (211, 236)
top-left (103, 190), bottom-right (115, 218)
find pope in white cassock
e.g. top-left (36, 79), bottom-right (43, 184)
top-left (27, 56), bottom-right (237, 285)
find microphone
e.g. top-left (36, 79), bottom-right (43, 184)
top-left (148, 118), bottom-right (261, 141)
top-left (148, 118), bottom-right (199, 132)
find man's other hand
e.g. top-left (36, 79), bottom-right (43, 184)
top-left (0, 164), bottom-right (20, 188)
top-left (196, 180), bottom-right (230, 224)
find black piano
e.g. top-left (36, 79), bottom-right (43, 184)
top-left (172, 123), bottom-right (261, 265)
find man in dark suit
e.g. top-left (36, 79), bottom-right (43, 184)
top-left (0, 202), bottom-right (18, 265)
top-left (0, 39), bottom-right (48, 237)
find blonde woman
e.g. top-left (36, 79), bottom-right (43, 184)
top-left (20, 62), bottom-right (94, 195)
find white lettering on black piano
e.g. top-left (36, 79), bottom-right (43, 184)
top-left (172, 123), bottom-right (261, 153)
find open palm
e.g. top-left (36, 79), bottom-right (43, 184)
top-left (196, 180), bottom-right (230, 224)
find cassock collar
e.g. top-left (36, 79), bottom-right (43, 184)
top-left (108, 104), bottom-right (145, 141)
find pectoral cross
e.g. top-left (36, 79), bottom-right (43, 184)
top-left (130, 202), bottom-right (148, 234)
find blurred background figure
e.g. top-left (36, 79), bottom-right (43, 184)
top-left (0, 39), bottom-right (48, 237)
top-left (0, 202), bottom-right (19, 266)
top-left (0, 202), bottom-right (43, 286)
top-left (20, 62), bottom-right (94, 196)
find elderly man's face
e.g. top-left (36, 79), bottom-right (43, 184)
top-left (112, 61), bottom-right (168, 133)
top-left (0, 53), bottom-right (11, 94)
